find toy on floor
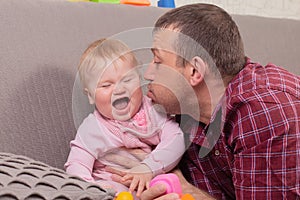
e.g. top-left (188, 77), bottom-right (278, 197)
top-left (150, 173), bottom-right (195, 200)
top-left (157, 0), bottom-right (175, 8)
top-left (115, 173), bottom-right (194, 200)
top-left (120, 0), bottom-right (150, 6)
top-left (149, 173), bottom-right (182, 194)
top-left (90, 0), bottom-right (120, 3)
top-left (115, 191), bottom-right (134, 200)
top-left (90, 0), bottom-right (150, 6)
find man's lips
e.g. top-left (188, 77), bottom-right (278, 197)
top-left (146, 88), bottom-right (155, 101)
top-left (147, 84), bottom-right (153, 92)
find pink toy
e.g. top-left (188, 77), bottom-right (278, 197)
top-left (149, 173), bottom-right (182, 194)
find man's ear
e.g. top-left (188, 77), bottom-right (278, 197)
top-left (84, 88), bottom-right (95, 104)
top-left (189, 56), bottom-right (206, 86)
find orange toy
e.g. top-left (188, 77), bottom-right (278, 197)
top-left (120, 0), bottom-right (150, 6)
top-left (181, 193), bottom-right (195, 200)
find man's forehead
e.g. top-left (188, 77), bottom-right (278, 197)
top-left (152, 29), bottom-right (178, 52)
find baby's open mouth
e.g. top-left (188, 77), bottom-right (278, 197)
top-left (112, 97), bottom-right (130, 110)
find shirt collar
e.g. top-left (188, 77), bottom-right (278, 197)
top-left (189, 93), bottom-right (227, 156)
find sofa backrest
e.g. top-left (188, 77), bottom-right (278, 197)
top-left (233, 15), bottom-right (300, 75)
top-left (0, 0), bottom-right (299, 169)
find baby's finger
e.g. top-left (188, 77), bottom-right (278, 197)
top-left (136, 181), bottom-right (146, 198)
top-left (129, 177), bottom-right (139, 193)
top-left (146, 181), bottom-right (150, 189)
top-left (110, 174), bottom-right (131, 187)
top-left (122, 174), bottom-right (133, 182)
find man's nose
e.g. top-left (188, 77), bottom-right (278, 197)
top-left (144, 61), bottom-right (156, 81)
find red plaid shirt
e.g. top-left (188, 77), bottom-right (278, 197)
top-left (179, 59), bottom-right (300, 199)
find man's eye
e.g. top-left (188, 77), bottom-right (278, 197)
top-left (153, 57), bottom-right (161, 65)
top-left (154, 61), bottom-right (160, 69)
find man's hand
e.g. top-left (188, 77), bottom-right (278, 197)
top-left (140, 168), bottom-right (215, 200)
top-left (140, 183), bottom-right (180, 200)
top-left (104, 148), bottom-right (147, 168)
top-left (173, 169), bottom-right (215, 199)
top-left (104, 166), bottom-right (131, 187)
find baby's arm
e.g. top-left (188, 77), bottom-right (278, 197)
top-left (122, 118), bottom-right (185, 197)
top-left (64, 141), bottom-right (95, 182)
top-left (142, 118), bottom-right (185, 175)
top-left (65, 113), bottom-right (113, 183)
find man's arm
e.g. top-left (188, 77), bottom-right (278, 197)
top-left (226, 97), bottom-right (300, 199)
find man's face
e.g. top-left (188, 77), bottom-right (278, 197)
top-left (144, 30), bottom-right (190, 115)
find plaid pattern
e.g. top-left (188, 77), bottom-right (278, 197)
top-left (179, 60), bottom-right (300, 199)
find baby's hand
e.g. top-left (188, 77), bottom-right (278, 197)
top-left (121, 164), bottom-right (153, 197)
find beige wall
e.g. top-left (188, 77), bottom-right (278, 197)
top-left (151, 0), bottom-right (300, 20)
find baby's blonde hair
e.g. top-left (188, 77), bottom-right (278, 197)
top-left (78, 38), bottom-right (138, 97)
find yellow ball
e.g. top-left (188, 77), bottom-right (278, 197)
top-left (115, 191), bottom-right (134, 200)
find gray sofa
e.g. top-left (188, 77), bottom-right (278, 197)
top-left (0, 0), bottom-right (299, 199)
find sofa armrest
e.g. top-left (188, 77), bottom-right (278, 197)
top-left (0, 152), bottom-right (115, 200)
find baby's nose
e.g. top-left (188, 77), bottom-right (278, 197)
top-left (113, 83), bottom-right (126, 95)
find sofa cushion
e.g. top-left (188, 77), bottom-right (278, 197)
top-left (0, 152), bottom-right (115, 200)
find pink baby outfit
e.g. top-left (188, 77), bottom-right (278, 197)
top-left (65, 96), bottom-right (185, 192)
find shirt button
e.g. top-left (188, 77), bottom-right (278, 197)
top-left (215, 150), bottom-right (220, 156)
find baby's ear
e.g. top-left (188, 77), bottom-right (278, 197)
top-left (84, 88), bottom-right (95, 104)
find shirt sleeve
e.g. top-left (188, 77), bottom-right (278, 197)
top-left (64, 140), bottom-right (95, 182)
top-left (64, 113), bottom-right (121, 182)
top-left (227, 94), bottom-right (300, 199)
top-left (142, 117), bottom-right (185, 176)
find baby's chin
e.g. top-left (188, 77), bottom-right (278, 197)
top-left (111, 111), bottom-right (134, 121)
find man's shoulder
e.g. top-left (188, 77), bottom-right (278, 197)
top-left (227, 61), bottom-right (300, 99)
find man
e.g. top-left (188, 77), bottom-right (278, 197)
top-left (109, 3), bottom-right (300, 200)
